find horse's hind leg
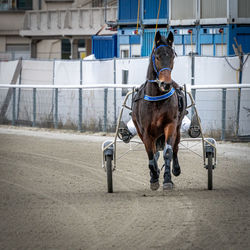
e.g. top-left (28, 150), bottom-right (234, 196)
top-left (172, 126), bottom-right (181, 177)
top-left (144, 138), bottom-right (160, 191)
top-left (163, 122), bottom-right (177, 190)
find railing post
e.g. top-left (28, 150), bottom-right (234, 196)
top-left (191, 52), bottom-right (196, 117)
top-left (78, 88), bottom-right (82, 132)
top-left (104, 88), bottom-right (108, 132)
top-left (17, 62), bottom-right (22, 121)
top-left (221, 88), bottom-right (227, 140)
top-left (78, 59), bottom-right (83, 132)
top-left (113, 57), bottom-right (117, 129)
top-left (52, 59), bottom-right (56, 128)
top-left (54, 88), bottom-right (58, 129)
top-left (236, 87), bottom-right (242, 137)
top-left (235, 42), bottom-right (244, 137)
top-left (32, 88), bottom-right (36, 127)
top-left (12, 88), bottom-right (16, 126)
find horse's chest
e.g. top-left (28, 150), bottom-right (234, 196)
top-left (152, 116), bottom-right (168, 130)
top-left (150, 105), bottom-right (177, 127)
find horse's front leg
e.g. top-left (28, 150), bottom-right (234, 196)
top-left (144, 137), bottom-right (160, 191)
top-left (163, 122), bottom-right (177, 190)
top-left (172, 125), bottom-right (181, 177)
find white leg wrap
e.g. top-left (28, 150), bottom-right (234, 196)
top-left (181, 115), bottom-right (191, 132)
top-left (127, 119), bottom-right (137, 136)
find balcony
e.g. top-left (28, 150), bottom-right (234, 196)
top-left (20, 6), bottom-right (117, 38)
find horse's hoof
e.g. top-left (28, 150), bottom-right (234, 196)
top-left (172, 167), bottom-right (181, 177)
top-left (163, 182), bottom-right (174, 190)
top-left (150, 181), bottom-right (160, 191)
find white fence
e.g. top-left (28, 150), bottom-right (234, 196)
top-left (0, 55), bottom-right (250, 139)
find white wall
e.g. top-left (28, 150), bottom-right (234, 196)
top-left (0, 55), bottom-right (249, 137)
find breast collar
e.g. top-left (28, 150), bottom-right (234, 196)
top-left (144, 87), bottom-right (175, 102)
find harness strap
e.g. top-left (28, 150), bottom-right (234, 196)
top-left (144, 87), bottom-right (175, 102)
top-left (159, 67), bottom-right (172, 73)
top-left (156, 44), bottom-right (171, 50)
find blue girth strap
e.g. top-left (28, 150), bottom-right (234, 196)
top-left (144, 87), bottom-right (175, 102)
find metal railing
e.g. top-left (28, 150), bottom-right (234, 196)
top-left (0, 83), bottom-right (250, 140)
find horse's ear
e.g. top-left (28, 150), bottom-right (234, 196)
top-left (155, 31), bottom-right (161, 47)
top-left (167, 31), bottom-right (174, 47)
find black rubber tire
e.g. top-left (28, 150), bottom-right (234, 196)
top-left (207, 152), bottom-right (213, 190)
top-left (106, 155), bottom-right (113, 193)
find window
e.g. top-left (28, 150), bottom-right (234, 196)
top-left (131, 44), bottom-right (141, 58)
top-left (17, 0), bottom-right (32, 10)
top-left (78, 39), bottom-right (85, 59)
top-left (121, 50), bottom-right (129, 58)
top-left (0, 0), bottom-right (32, 11)
top-left (0, 0), bottom-right (10, 10)
top-left (6, 44), bottom-right (31, 59)
top-left (61, 39), bottom-right (71, 59)
top-left (92, 0), bottom-right (104, 7)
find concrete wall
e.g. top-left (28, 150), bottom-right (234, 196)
top-left (0, 0), bottom-right (116, 60)
top-left (42, 0), bottom-right (92, 10)
top-left (37, 40), bottom-right (61, 59)
top-left (0, 12), bottom-right (25, 33)
top-left (0, 37), bottom-right (6, 52)
top-left (5, 36), bottom-right (30, 45)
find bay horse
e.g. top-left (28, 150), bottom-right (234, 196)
top-left (132, 31), bottom-right (186, 191)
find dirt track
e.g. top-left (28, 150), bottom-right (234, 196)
top-left (0, 126), bottom-right (250, 250)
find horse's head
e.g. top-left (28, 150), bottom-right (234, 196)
top-left (150, 31), bottom-right (175, 91)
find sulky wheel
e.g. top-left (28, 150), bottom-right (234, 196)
top-left (102, 140), bottom-right (114, 193)
top-left (106, 155), bottom-right (113, 193)
top-left (207, 152), bottom-right (213, 190)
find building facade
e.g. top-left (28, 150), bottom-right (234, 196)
top-left (117, 0), bottom-right (250, 57)
top-left (0, 0), bottom-right (117, 60)
top-left (1, 0), bottom-right (250, 60)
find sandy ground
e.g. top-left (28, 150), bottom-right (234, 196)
top-left (0, 126), bottom-right (250, 250)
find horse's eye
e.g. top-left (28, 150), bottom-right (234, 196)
top-left (156, 54), bottom-right (160, 60)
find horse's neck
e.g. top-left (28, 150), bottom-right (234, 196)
top-left (146, 59), bottom-right (157, 81)
top-left (146, 63), bottom-right (159, 95)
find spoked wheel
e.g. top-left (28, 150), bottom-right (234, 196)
top-left (106, 155), bottom-right (113, 193)
top-left (207, 152), bottom-right (213, 190)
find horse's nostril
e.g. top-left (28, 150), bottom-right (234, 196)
top-left (159, 82), bottom-right (168, 91)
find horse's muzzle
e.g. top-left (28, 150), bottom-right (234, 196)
top-left (158, 69), bottom-right (172, 92)
top-left (158, 81), bottom-right (172, 92)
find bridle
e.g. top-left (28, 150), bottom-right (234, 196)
top-left (144, 44), bottom-right (176, 101)
top-left (151, 44), bottom-right (174, 78)
top-left (148, 44), bottom-right (175, 91)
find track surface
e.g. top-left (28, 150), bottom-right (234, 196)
top-left (0, 126), bottom-right (250, 250)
